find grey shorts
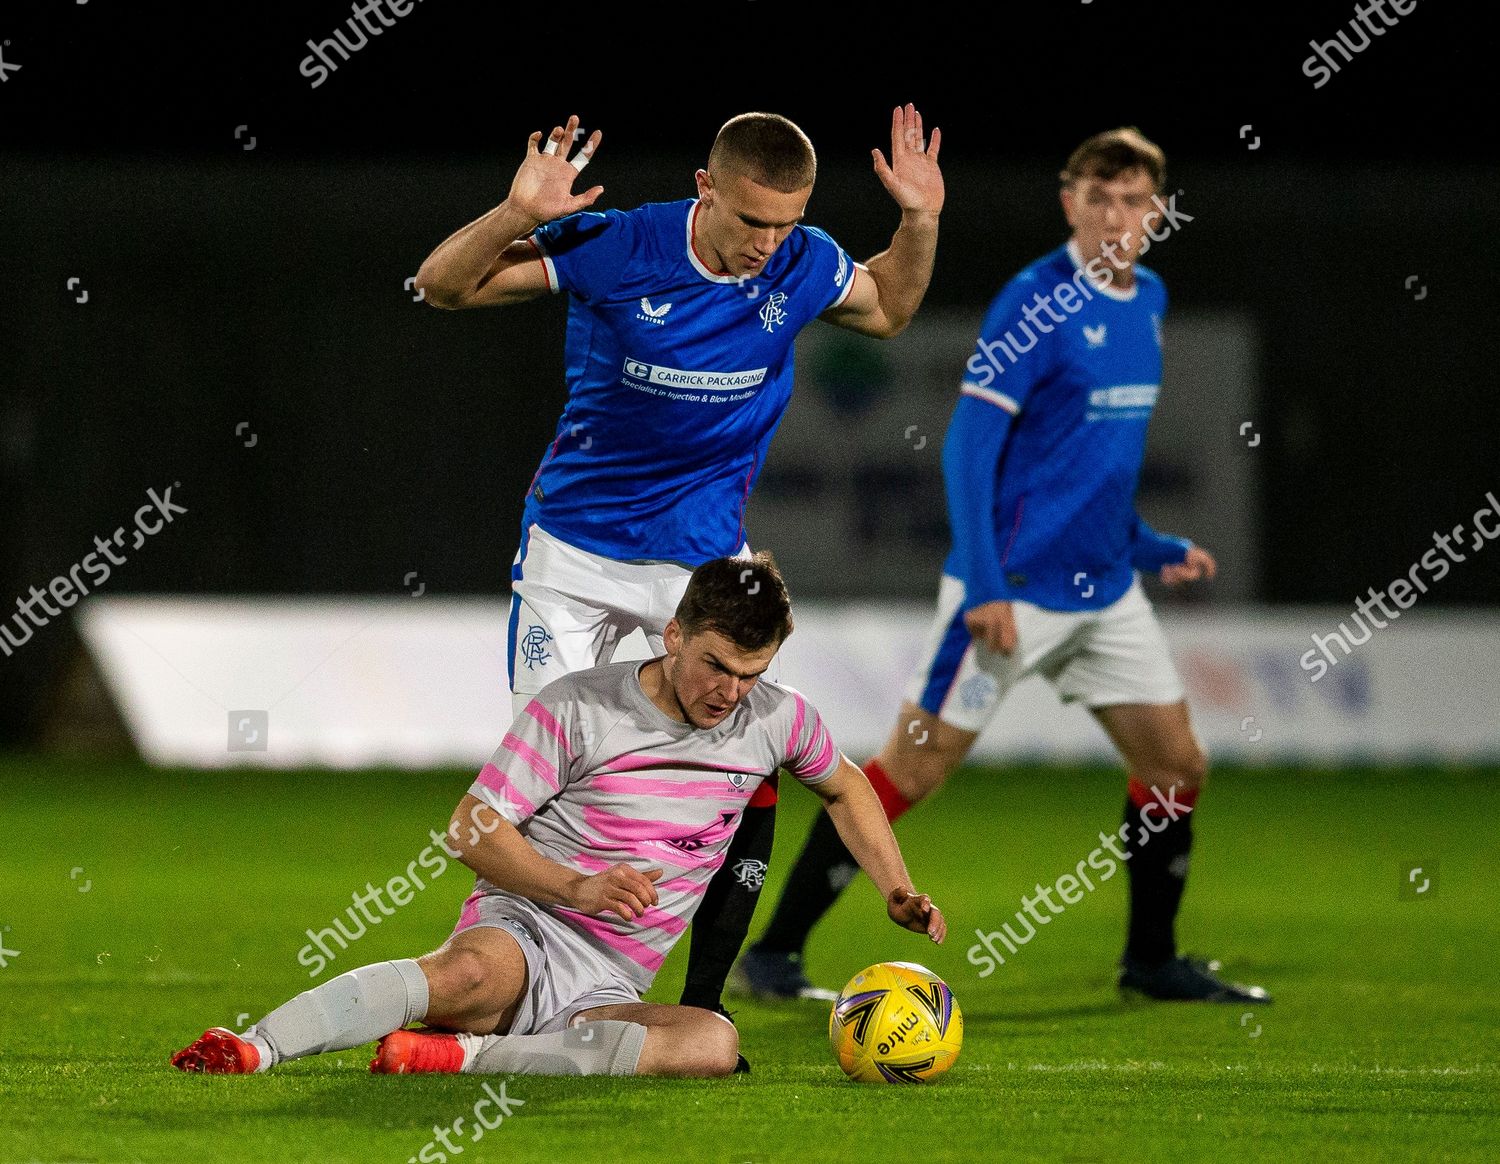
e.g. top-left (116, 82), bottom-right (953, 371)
top-left (452, 889), bottom-right (641, 1035)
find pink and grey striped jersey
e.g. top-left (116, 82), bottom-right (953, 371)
top-left (464, 659), bottom-right (841, 991)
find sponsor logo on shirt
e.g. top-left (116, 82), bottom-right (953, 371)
top-left (1086, 383), bottom-right (1159, 421)
top-left (622, 359), bottom-right (768, 391)
top-left (665, 811), bottom-right (738, 852)
top-left (1083, 323), bottom-right (1108, 348)
top-left (636, 297), bottom-right (672, 325)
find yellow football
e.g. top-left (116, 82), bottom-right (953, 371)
top-left (827, 961), bottom-right (963, 1083)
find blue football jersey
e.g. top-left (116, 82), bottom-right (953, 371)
top-left (521, 198), bottom-right (857, 564)
top-left (942, 240), bottom-right (1189, 612)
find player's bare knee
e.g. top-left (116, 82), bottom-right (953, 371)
top-left (1172, 745), bottom-right (1209, 792)
top-left (696, 1016), bottom-right (740, 1077)
top-left (1141, 747), bottom-right (1207, 796)
top-left (420, 946), bottom-right (495, 1011)
top-left (884, 757), bottom-right (928, 803)
top-left (891, 753), bottom-right (953, 803)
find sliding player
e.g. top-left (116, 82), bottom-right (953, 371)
top-left (172, 555), bottom-right (944, 1078)
top-left (741, 128), bottom-right (1269, 1004)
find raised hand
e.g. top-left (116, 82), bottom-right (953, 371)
top-left (570, 862), bottom-right (663, 922)
top-left (507, 114), bottom-right (605, 226)
top-left (871, 103), bottom-right (944, 216)
top-left (887, 886), bottom-right (947, 943)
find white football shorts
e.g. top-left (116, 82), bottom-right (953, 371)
top-left (507, 524), bottom-right (750, 716)
top-left (904, 574), bottom-right (1185, 733)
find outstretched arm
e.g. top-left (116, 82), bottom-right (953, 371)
top-left (808, 757), bottom-right (946, 942)
top-left (820, 104), bottom-right (943, 339)
top-left (415, 115), bottom-right (603, 310)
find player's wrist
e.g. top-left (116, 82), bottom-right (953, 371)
top-left (897, 207), bottom-right (941, 228)
top-left (495, 198), bottom-right (544, 237)
top-left (556, 869), bottom-right (589, 910)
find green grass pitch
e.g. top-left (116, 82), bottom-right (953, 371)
top-left (1, 758), bottom-right (1497, 1162)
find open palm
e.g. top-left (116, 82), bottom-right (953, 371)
top-left (872, 103), bottom-right (944, 215)
top-left (507, 114), bottom-right (605, 225)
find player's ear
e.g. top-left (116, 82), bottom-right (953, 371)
top-left (663, 618), bottom-right (682, 656)
top-left (1059, 184), bottom-right (1076, 226)
top-left (695, 169), bottom-right (713, 204)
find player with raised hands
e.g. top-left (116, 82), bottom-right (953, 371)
top-left (411, 107), bottom-right (945, 1032)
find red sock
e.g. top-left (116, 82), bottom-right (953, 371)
top-left (864, 758), bottom-right (913, 823)
top-left (1127, 776), bottom-right (1199, 818)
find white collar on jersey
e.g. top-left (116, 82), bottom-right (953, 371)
top-left (1067, 238), bottom-right (1139, 302)
top-left (685, 199), bottom-right (744, 285)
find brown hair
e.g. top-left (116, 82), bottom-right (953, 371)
top-left (707, 113), bottom-right (817, 193)
top-left (1059, 127), bottom-right (1166, 191)
top-left (675, 552), bottom-right (794, 651)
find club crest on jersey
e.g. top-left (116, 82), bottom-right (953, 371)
top-left (732, 858), bottom-right (768, 891)
top-left (727, 770), bottom-right (749, 790)
top-left (637, 297), bottom-right (672, 325)
top-left (957, 673), bottom-right (999, 711)
top-left (1083, 323), bottom-right (1108, 348)
top-left (520, 625), bottom-right (553, 670)
top-left (758, 291), bottom-right (789, 333)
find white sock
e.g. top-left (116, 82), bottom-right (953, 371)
top-left (251, 959), bottom-right (429, 1068)
top-left (463, 1020), bottom-right (647, 1076)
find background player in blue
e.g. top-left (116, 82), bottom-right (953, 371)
top-left (742, 128), bottom-right (1270, 1004)
top-left (414, 108), bottom-right (944, 1042)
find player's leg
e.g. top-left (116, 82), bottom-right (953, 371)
top-left (1091, 698), bottom-right (1205, 967)
top-left (471, 1001), bottom-right (736, 1078)
top-left (417, 926), bottom-right (531, 1034)
top-left (380, 1001), bottom-right (736, 1078)
top-left (578, 1001), bottom-right (738, 1076)
top-left (172, 958), bottom-right (431, 1074)
top-left (176, 909), bottom-right (531, 1076)
top-left (1063, 580), bottom-right (1267, 1001)
top-left (171, 927), bottom-right (529, 1074)
top-left (742, 576), bottom-right (1015, 996)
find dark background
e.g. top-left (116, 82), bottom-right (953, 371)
top-left (2, 1), bottom-right (1495, 743)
